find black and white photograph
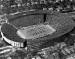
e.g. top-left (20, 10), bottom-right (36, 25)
top-left (0, 0), bottom-right (75, 59)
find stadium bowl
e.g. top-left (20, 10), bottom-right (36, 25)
top-left (4, 10), bottom-right (75, 46)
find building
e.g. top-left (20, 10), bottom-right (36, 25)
top-left (1, 23), bottom-right (27, 48)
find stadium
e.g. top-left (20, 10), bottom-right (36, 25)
top-left (1, 10), bottom-right (75, 49)
top-left (1, 0), bottom-right (75, 59)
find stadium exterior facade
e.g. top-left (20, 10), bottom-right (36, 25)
top-left (1, 23), bottom-right (26, 48)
